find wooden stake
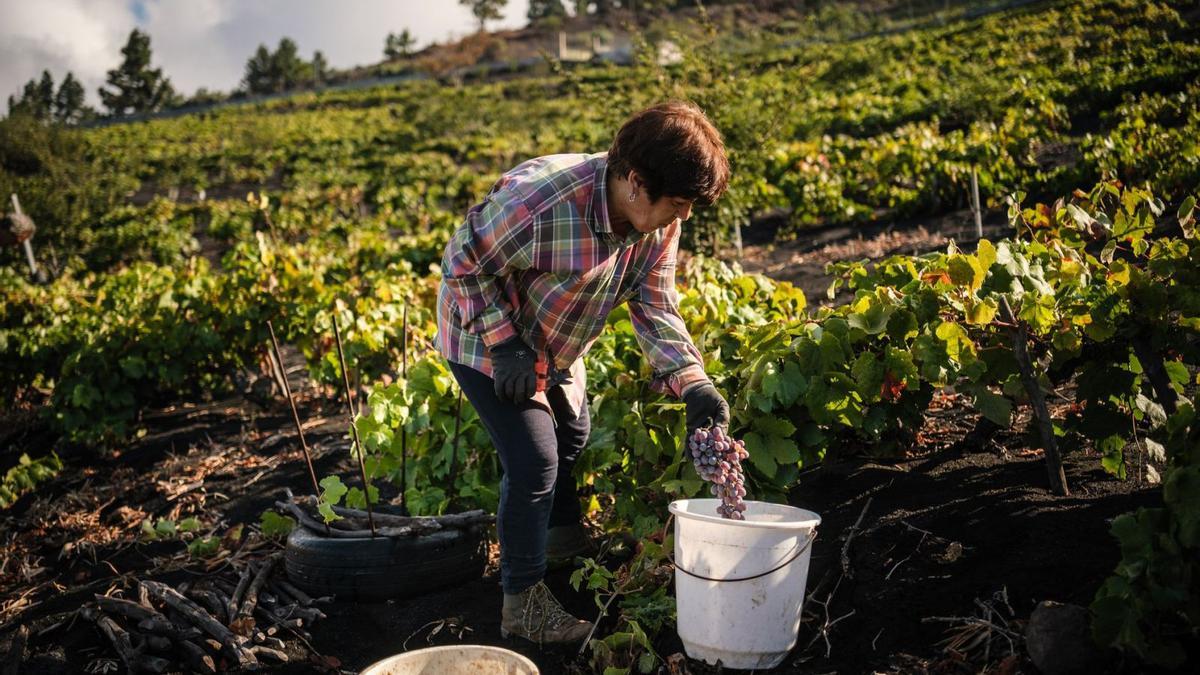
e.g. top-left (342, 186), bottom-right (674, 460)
top-left (399, 303), bottom-right (408, 516)
top-left (267, 319), bottom-right (329, 535)
top-left (10, 194), bottom-right (38, 278)
top-left (448, 389), bottom-right (463, 503)
top-left (971, 168), bottom-right (983, 239)
top-left (332, 310), bottom-right (377, 536)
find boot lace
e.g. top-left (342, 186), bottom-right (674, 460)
top-left (520, 582), bottom-right (578, 642)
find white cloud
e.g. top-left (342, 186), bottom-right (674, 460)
top-left (1, 0), bottom-right (532, 108)
top-left (0, 1), bottom-right (129, 106)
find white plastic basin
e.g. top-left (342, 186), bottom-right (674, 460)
top-left (360, 645), bottom-right (538, 675)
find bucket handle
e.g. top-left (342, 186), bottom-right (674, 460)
top-left (664, 513), bottom-right (819, 583)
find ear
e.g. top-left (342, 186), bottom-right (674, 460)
top-left (627, 170), bottom-right (644, 190)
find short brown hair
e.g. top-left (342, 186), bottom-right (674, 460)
top-left (607, 101), bottom-right (730, 206)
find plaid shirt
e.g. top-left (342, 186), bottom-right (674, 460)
top-left (436, 152), bottom-right (710, 403)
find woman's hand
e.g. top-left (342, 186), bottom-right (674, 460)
top-left (683, 382), bottom-right (730, 436)
top-left (489, 336), bottom-right (538, 403)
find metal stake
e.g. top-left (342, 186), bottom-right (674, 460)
top-left (332, 311), bottom-right (377, 536)
top-left (267, 320), bottom-right (329, 535)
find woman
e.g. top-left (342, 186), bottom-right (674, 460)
top-left (436, 101), bottom-right (732, 645)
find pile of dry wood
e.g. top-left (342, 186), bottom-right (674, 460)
top-left (83, 553), bottom-right (327, 673)
top-left (277, 492), bottom-right (494, 538)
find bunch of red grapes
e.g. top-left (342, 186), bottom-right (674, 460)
top-left (688, 426), bottom-right (749, 520)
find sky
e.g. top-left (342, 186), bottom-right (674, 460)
top-left (0, 0), bottom-right (534, 108)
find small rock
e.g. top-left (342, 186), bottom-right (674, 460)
top-left (1025, 600), bottom-right (1105, 675)
top-left (937, 541), bottom-right (964, 563)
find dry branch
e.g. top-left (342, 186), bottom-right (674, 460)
top-left (176, 639), bottom-right (217, 675)
top-left (228, 565), bottom-right (252, 624)
top-left (81, 607), bottom-right (170, 674)
top-left (139, 581), bottom-right (258, 670)
top-left (841, 497), bottom-right (872, 579)
top-left (250, 645), bottom-right (289, 662)
top-left (235, 557), bottom-right (277, 627)
top-left (141, 634), bottom-right (172, 653)
top-left (187, 589), bottom-right (226, 625)
top-left (93, 596), bottom-right (159, 624)
top-left (274, 580), bottom-right (320, 606)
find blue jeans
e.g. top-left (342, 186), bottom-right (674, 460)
top-left (447, 361), bottom-right (589, 595)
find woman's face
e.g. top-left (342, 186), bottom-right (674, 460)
top-left (626, 174), bottom-right (695, 234)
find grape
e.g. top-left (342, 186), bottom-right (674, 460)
top-left (687, 426), bottom-right (750, 521)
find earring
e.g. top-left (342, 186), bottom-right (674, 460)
top-left (627, 192), bottom-right (637, 203)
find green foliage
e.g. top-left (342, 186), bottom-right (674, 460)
top-left (141, 515), bottom-right (201, 539)
top-left (140, 516), bottom-right (228, 558)
top-left (1092, 466), bottom-right (1200, 668)
top-left (570, 535), bottom-right (674, 674)
top-left (0, 453), bottom-right (62, 509)
top-left (352, 356), bottom-right (497, 515)
top-left (187, 536), bottom-right (221, 558)
top-left (317, 475), bottom-right (348, 523)
top-left (259, 511), bottom-right (296, 538)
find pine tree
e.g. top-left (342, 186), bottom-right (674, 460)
top-left (7, 71), bottom-right (55, 121)
top-left (35, 71), bottom-right (56, 118)
top-left (243, 39), bottom-right (319, 95)
top-left (384, 29), bottom-right (416, 59)
top-left (312, 51), bottom-right (328, 84)
top-left (399, 29), bottom-right (416, 56)
top-left (459, 0), bottom-right (507, 32)
top-left (54, 73), bottom-right (86, 124)
top-left (528, 0), bottom-right (567, 23)
top-left (7, 71), bottom-right (90, 124)
top-left (269, 38), bottom-right (307, 92)
top-left (243, 45), bottom-right (274, 94)
top-left (98, 29), bottom-right (177, 116)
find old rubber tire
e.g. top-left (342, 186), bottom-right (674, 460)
top-left (284, 525), bottom-right (489, 601)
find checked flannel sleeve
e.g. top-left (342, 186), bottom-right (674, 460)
top-left (627, 224), bottom-right (711, 399)
top-left (440, 189), bottom-right (534, 349)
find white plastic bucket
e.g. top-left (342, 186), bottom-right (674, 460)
top-left (360, 645), bottom-right (538, 675)
top-left (669, 499), bottom-right (821, 670)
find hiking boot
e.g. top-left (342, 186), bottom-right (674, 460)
top-left (500, 581), bottom-right (593, 645)
top-left (545, 523), bottom-right (597, 568)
